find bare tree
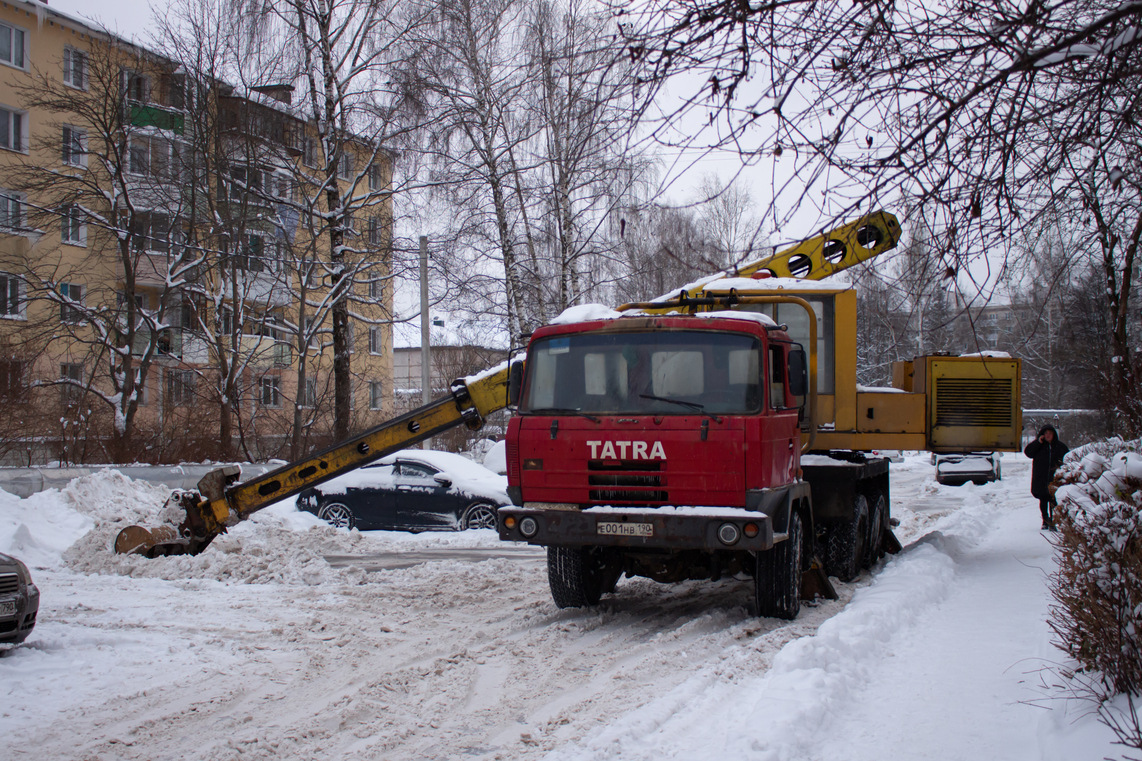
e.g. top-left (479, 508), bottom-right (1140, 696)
top-left (619, 0), bottom-right (1142, 431)
top-left (229, 0), bottom-right (425, 440)
top-left (696, 174), bottom-right (764, 269)
top-left (2, 39), bottom-right (200, 461)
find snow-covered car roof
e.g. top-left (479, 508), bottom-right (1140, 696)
top-left (311, 449), bottom-right (509, 504)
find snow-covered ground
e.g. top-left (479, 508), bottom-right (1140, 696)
top-left (0, 454), bottom-right (1125, 760)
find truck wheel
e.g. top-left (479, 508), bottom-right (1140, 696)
top-left (756, 511), bottom-right (803, 620)
top-left (547, 547), bottom-right (604, 608)
top-left (866, 493), bottom-right (888, 566)
top-left (824, 495), bottom-right (868, 582)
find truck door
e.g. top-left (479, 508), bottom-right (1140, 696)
top-left (764, 343), bottom-right (800, 485)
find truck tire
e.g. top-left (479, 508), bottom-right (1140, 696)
top-left (824, 494), bottom-right (868, 582)
top-left (755, 510), bottom-right (803, 620)
top-left (866, 493), bottom-right (888, 566)
top-left (547, 547), bottom-right (604, 608)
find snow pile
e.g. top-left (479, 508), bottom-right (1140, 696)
top-left (0, 469), bottom-right (382, 585)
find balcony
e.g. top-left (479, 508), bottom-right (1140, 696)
top-left (128, 102), bottom-right (185, 135)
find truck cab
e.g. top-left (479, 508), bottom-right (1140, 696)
top-left (499, 311), bottom-right (814, 618)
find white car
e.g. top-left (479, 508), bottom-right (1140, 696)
top-left (935, 452), bottom-right (1002, 486)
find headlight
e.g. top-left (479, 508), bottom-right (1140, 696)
top-left (13, 558), bottom-right (32, 585)
top-left (717, 522), bottom-right (741, 546)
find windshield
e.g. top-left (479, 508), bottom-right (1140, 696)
top-left (522, 330), bottom-right (763, 415)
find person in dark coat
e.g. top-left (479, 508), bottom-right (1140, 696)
top-left (1024, 424), bottom-right (1069, 530)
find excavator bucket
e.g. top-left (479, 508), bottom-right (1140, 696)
top-left (113, 488), bottom-right (221, 557)
top-left (113, 524), bottom-right (185, 557)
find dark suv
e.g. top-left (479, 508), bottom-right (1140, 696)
top-left (0, 552), bottom-right (39, 645)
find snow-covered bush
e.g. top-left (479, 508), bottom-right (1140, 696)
top-left (1050, 438), bottom-right (1142, 696)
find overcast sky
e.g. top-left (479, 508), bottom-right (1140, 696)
top-left (48, 0), bottom-right (159, 42)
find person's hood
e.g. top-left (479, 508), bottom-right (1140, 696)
top-left (1038, 424), bottom-right (1059, 438)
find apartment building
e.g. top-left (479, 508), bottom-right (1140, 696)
top-left (0, 0), bottom-right (394, 464)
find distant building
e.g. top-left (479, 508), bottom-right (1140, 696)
top-left (0, 0), bottom-right (393, 463)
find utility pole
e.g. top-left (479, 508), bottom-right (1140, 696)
top-left (420, 235), bottom-right (432, 449)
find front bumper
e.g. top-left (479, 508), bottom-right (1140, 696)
top-left (497, 506), bottom-right (775, 551)
top-left (0, 582), bottom-right (39, 645)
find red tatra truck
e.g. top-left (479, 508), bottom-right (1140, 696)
top-left (498, 286), bottom-right (1020, 618)
top-left (498, 307), bottom-right (822, 619)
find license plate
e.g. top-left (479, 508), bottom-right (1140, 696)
top-left (0, 599), bottom-right (15, 618)
top-left (597, 521), bottom-right (653, 537)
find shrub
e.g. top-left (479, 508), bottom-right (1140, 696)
top-left (1050, 439), bottom-right (1142, 695)
top-left (1049, 438), bottom-right (1142, 756)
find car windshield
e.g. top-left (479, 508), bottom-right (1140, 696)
top-left (521, 329), bottom-right (763, 415)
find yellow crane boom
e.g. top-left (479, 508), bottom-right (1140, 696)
top-left (116, 211), bottom-right (906, 557)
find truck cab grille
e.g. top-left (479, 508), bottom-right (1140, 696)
top-left (586, 460), bottom-right (667, 503)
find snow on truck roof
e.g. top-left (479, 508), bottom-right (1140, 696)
top-left (550, 304), bottom-right (777, 329)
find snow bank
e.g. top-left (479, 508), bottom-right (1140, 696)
top-left (548, 490), bottom-right (1000, 761)
top-left (0, 470), bottom-right (387, 585)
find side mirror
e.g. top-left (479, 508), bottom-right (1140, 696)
top-left (507, 359), bottom-right (525, 408)
top-left (787, 347), bottom-right (808, 398)
top-left (433, 475), bottom-right (453, 488)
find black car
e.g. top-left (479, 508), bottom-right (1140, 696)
top-left (0, 552), bottom-right (39, 646)
top-left (296, 449), bottom-right (511, 532)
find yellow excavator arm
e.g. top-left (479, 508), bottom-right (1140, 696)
top-left (115, 211), bottom-right (901, 557)
top-left (115, 366), bottom-right (513, 556)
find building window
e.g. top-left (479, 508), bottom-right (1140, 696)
top-left (338, 152), bottom-right (353, 180)
top-left (369, 380), bottom-right (384, 410)
top-left (0, 106), bottom-right (25, 152)
top-left (124, 70), bottom-right (150, 103)
top-left (301, 377), bottom-right (316, 408)
top-left (302, 137), bottom-right (319, 168)
top-left (369, 326), bottom-right (383, 355)
top-left (0, 189), bottom-right (24, 229)
top-left (61, 205), bottom-right (86, 245)
top-left (260, 375), bottom-right (281, 407)
top-left (128, 135), bottom-right (177, 179)
top-left (62, 125), bottom-right (87, 167)
top-left (367, 216), bottom-right (384, 246)
top-left (1, 272), bottom-right (23, 317)
top-left (226, 166), bottom-right (263, 201)
top-left (60, 362), bottom-right (84, 402)
top-left (268, 171), bottom-right (293, 201)
top-left (0, 359), bottom-right (26, 399)
top-left (0, 23), bottom-right (26, 70)
top-left (60, 283), bottom-right (84, 323)
top-left (368, 276), bottom-right (383, 301)
top-left (166, 368), bottom-right (196, 406)
top-left (129, 212), bottom-right (173, 254)
top-left (63, 47), bottom-right (87, 88)
top-left (368, 164), bottom-right (383, 191)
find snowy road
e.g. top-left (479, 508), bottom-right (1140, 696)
top-left (0, 454), bottom-right (1121, 760)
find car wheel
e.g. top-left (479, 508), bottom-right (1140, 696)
top-left (461, 502), bottom-right (498, 530)
top-left (317, 501), bottom-right (355, 530)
